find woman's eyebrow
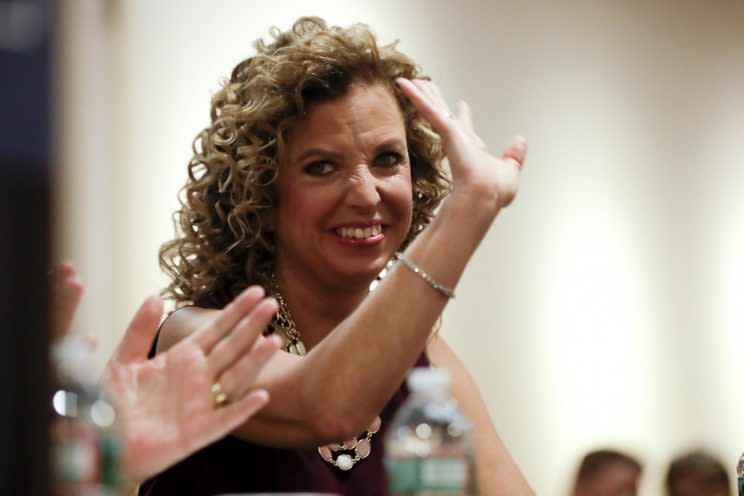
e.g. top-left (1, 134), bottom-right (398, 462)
top-left (373, 138), bottom-right (406, 154)
top-left (293, 147), bottom-right (342, 164)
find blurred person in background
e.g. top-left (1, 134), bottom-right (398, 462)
top-left (665, 450), bottom-right (730, 496)
top-left (141, 16), bottom-right (531, 496)
top-left (571, 449), bottom-right (642, 496)
top-left (50, 262), bottom-right (281, 486)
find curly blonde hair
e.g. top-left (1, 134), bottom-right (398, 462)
top-left (159, 17), bottom-right (451, 306)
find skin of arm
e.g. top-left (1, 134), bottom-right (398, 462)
top-left (156, 78), bottom-right (527, 451)
top-left (426, 334), bottom-right (535, 496)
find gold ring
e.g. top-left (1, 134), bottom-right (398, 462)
top-left (211, 380), bottom-right (229, 408)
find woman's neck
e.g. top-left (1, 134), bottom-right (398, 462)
top-left (274, 268), bottom-right (371, 350)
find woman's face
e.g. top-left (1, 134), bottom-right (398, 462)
top-left (274, 81), bottom-right (413, 290)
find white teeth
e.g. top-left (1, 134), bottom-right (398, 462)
top-left (335, 225), bottom-right (382, 239)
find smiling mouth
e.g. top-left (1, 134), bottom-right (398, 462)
top-left (335, 225), bottom-right (383, 239)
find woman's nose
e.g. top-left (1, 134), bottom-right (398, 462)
top-left (345, 166), bottom-right (381, 210)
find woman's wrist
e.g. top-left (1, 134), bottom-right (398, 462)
top-left (440, 187), bottom-right (503, 230)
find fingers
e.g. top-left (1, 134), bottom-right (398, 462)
top-left (112, 295), bottom-right (164, 364)
top-left (412, 79), bottom-right (450, 113)
top-left (207, 297), bottom-right (278, 375)
top-left (217, 334), bottom-right (281, 399)
top-left (192, 286), bottom-right (266, 352)
top-left (455, 100), bottom-right (488, 150)
top-left (501, 135), bottom-right (528, 169)
top-left (397, 79), bottom-right (482, 150)
top-left (209, 389), bottom-right (269, 440)
top-left (457, 100), bottom-right (474, 130)
top-left (50, 262), bottom-right (84, 339)
top-left (395, 78), bottom-right (454, 133)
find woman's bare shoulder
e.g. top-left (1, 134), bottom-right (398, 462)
top-left (156, 305), bottom-right (220, 353)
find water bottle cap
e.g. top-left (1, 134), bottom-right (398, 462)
top-left (406, 367), bottom-right (451, 394)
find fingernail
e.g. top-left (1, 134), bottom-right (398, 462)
top-left (254, 389), bottom-right (270, 402)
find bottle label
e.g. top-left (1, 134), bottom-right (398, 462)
top-left (53, 425), bottom-right (98, 482)
top-left (52, 420), bottom-right (122, 492)
top-left (99, 432), bottom-right (122, 488)
top-left (388, 456), bottom-right (468, 493)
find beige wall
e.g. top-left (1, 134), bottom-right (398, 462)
top-left (56, 0), bottom-right (744, 493)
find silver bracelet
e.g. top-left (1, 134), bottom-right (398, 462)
top-left (393, 251), bottom-right (455, 299)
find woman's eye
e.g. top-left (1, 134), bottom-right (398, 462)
top-left (303, 161), bottom-right (334, 176)
top-left (375, 151), bottom-right (404, 168)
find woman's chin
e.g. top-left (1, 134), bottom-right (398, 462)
top-left (324, 259), bottom-right (391, 290)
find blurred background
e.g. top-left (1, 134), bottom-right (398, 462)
top-left (25, 0), bottom-right (744, 493)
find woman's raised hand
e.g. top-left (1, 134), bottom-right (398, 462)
top-left (396, 78), bottom-right (526, 212)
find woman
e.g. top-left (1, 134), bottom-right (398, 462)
top-left (142, 16), bottom-right (532, 495)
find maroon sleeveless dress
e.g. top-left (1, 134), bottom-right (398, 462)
top-left (139, 291), bottom-right (429, 496)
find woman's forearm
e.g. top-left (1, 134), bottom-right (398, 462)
top-left (237, 192), bottom-right (504, 444)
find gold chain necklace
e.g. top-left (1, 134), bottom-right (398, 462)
top-left (268, 274), bottom-right (382, 471)
top-left (270, 285), bottom-right (307, 356)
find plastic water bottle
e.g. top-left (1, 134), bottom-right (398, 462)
top-left (737, 451), bottom-right (744, 495)
top-left (50, 336), bottom-right (123, 495)
top-left (385, 367), bottom-right (476, 495)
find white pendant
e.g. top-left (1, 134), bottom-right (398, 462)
top-left (336, 454), bottom-right (354, 471)
top-left (295, 340), bottom-right (306, 355)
